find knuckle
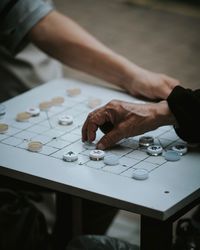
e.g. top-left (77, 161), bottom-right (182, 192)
top-left (107, 99), bottom-right (119, 107)
top-left (88, 112), bottom-right (94, 119)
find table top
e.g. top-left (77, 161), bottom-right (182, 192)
top-left (0, 78), bottom-right (199, 220)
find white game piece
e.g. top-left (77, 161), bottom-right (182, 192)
top-left (26, 107), bottom-right (40, 116)
top-left (0, 104), bottom-right (6, 116)
top-left (58, 115), bottom-right (73, 125)
top-left (51, 97), bottom-right (65, 106)
top-left (172, 144), bottom-right (188, 155)
top-left (89, 150), bottom-right (105, 161)
top-left (139, 136), bottom-right (154, 147)
top-left (16, 112), bottom-right (31, 122)
top-left (164, 150), bottom-right (181, 161)
top-left (132, 169), bottom-right (149, 180)
top-left (39, 101), bottom-right (52, 111)
top-left (28, 141), bottom-right (43, 152)
top-left (63, 151), bottom-right (78, 162)
top-left (147, 145), bottom-right (163, 156)
top-left (88, 98), bottom-right (102, 109)
top-left (83, 141), bottom-right (96, 150)
top-left (104, 154), bottom-right (119, 166)
top-left (0, 123), bottom-right (8, 133)
top-left (67, 88), bottom-right (81, 97)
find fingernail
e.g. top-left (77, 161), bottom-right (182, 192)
top-left (97, 143), bottom-right (105, 150)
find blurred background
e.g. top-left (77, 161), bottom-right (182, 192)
top-left (53, 0), bottom-right (200, 246)
top-left (55, 0), bottom-right (200, 91)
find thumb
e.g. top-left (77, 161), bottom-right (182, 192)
top-left (97, 126), bottom-right (125, 150)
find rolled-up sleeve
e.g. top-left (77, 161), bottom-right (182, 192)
top-left (167, 85), bottom-right (200, 143)
top-left (0, 0), bottom-right (53, 55)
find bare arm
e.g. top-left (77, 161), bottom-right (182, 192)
top-left (29, 11), bottom-right (179, 100)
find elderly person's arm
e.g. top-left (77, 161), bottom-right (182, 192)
top-left (82, 86), bottom-right (200, 149)
top-left (0, 0), bottom-right (179, 100)
top-left (29, 10), bottom-right (179, 100)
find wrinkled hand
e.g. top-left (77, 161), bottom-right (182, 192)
top-left (124, 67), bottom-right (180, 100)
top-left (82, 100), bottom-right (176, 150)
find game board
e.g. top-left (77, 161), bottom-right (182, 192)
top-left (0, 79), bottom-right (186, 180)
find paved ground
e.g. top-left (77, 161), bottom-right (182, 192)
top-left (54, 0), bottom-right (200, 246)
top-left (55, 0), bottom-right (200, 90)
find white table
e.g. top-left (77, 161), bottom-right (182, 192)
top-left (0, 79), bottom-right (200, 250)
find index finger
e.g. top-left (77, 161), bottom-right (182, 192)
top-left (82, 107), bottom-right (107, 142)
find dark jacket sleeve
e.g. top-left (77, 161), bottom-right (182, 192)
top-left (167, 85), bottom-right (200, 143)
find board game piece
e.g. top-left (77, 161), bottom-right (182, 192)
top-left (89, 150), bottom-right (105, 161)
top-left (164, 150), bottom-right (181, 161)
top-left (67, 88), bottom-right (81, 96)
top-left (0, 80), bottom-right (186, 181)
top-left (172, 144), bottom-right (188, 155)
top-left (63, 151), bottom-right (78, 162)
top-left (16, 112), bottom-right (31, 122)
top-left (132, 169), bottom-right (149, 180)
top-left (39, 101), bottom-right (52, 111)
top-left (0, 104), bottom-right (6, 116)
top-left (147, 145), bottom-right (163, 156)
top-left (51, 97), bottom-right (65, 106)
top-left (28, 141), bottom-right (43, 152)
top-left (83, 141), bottom-right (96, 150)
top-left (58, 115), bottom-right (73, 125)
top-left (139, 136), bottom-right (154, 147)
top-left (26, 107), bottom-right (40, 116)
top-left (104, 154), bottom-right (119, 165)
top-left (88, 98), bottom-right (102, 109)
top-left (0, 123), bottom-right (8, 133)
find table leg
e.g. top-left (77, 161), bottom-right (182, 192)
top-left (52, 192), bottom-right (83, 250)
top-left (140, 215), bottom-right (173, 250)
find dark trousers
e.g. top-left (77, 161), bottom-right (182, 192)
top-left (0, 175), bottom-right (117, 250)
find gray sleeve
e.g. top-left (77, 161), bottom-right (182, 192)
top-left (0, 0), bottom-right (54, 55)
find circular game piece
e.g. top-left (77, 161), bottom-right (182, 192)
top-left (89, 150), bottom-right (105, 161)
top-left (63, 151), bottom-right (78, 162)
top-left (164, 150), bottom-right (181, 161)
top-left (51, 97), bottom-right (65, 106)
top-left (0, 104), bottom-right (6, 116)
top-left (147, 144), bottom-right (163, 156)
top-left (28, 141), bottom-right (43, 152)
top-left (26, 107), bottom-right (40, 116)
top-left (104, 154), bottom-right (119, 166)
top-left (83, 141), bottom-right (96, 150)
top-left (172, 144), bottom-right (188, 155)
top-left (88, 98), bottom-right (102, 109)
top-left (58, 115), bottom-right (73, 125)
top-left (16, 112), bottom-right (31, 122)
top-left (67, 88), bottom-right (81, 97)
top-left (39, 101), bottom-right (52, 111)
top-left (0, 123), bottom-right (8, 134)
top-left (132, 169), bottom-right (149, 180)
top-left (139, 136), bottom-right (154, 147)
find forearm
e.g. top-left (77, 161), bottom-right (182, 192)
top-left (28, 11), bottom-right (139, 88)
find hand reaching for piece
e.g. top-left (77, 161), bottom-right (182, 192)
top-left (82, 99), bottom-right (177, 150)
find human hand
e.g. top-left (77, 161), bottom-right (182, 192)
top-left (123, 67), bottom-right (180, 100)
top-left (82, 100), bottom-right (177, 150)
